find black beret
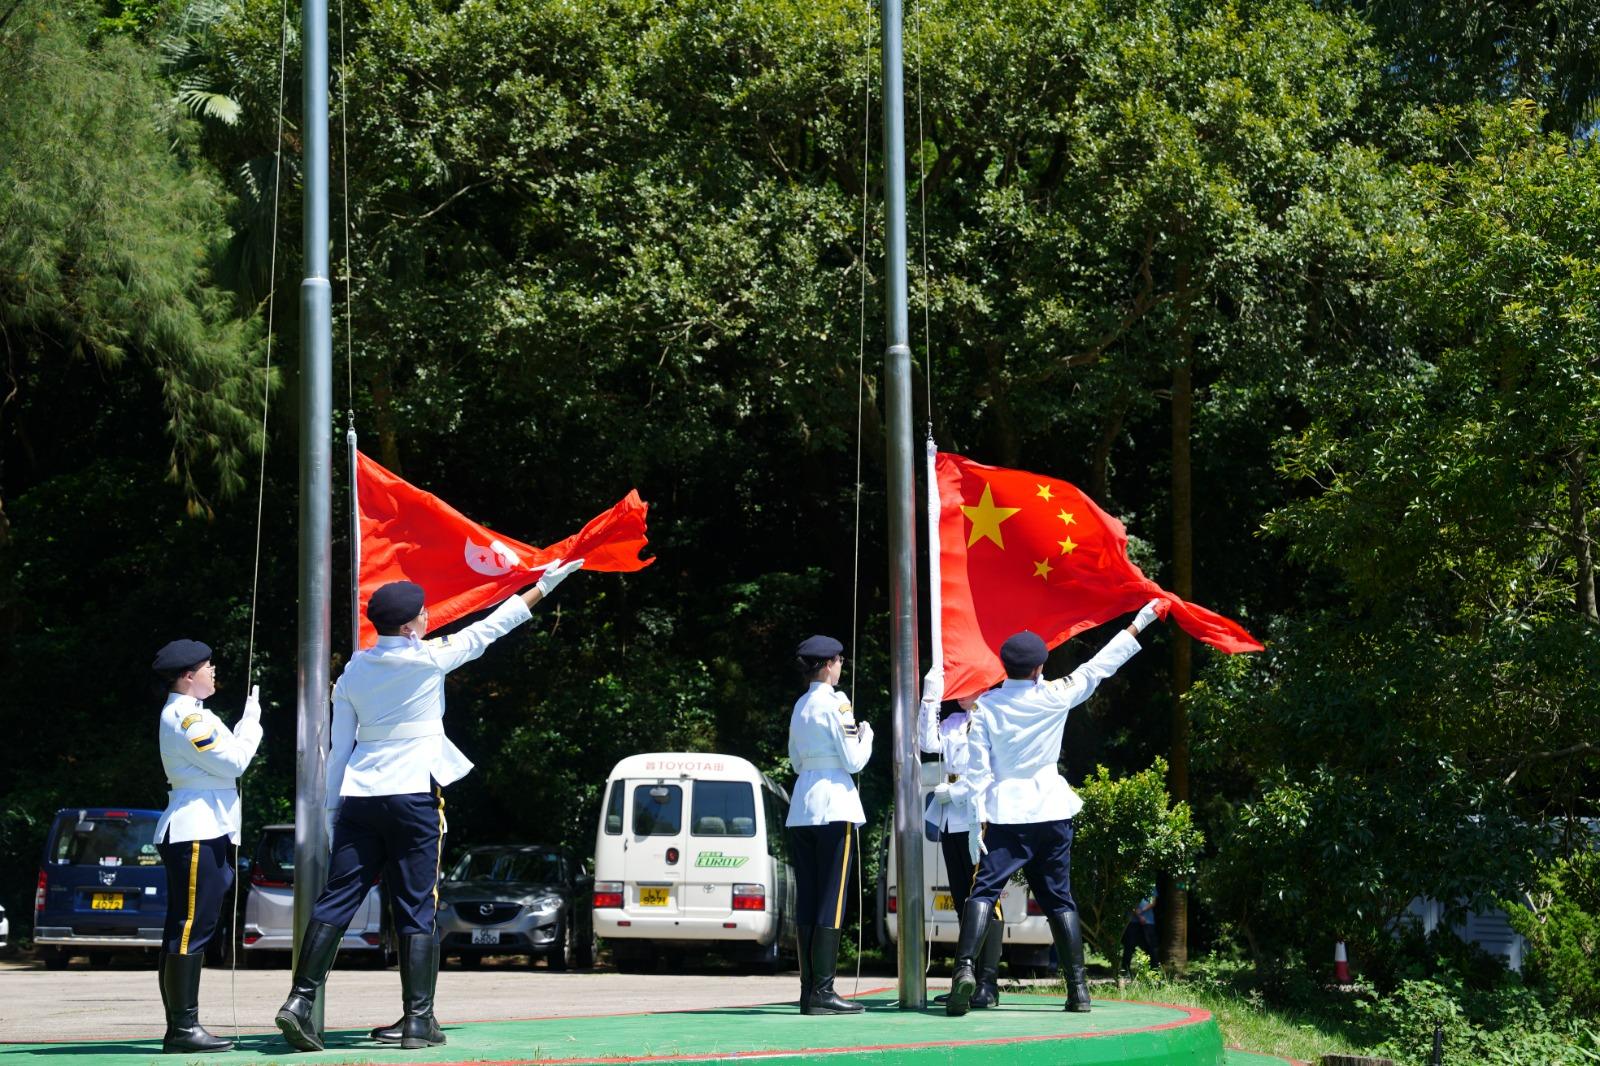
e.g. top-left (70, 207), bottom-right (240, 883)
top-left (368, 581), bottom-right (426, 628)
top-left (999, 630), bottom-right (1049, 672)
top-left (152, 639), bottom-right (212, 676)
top-left (795, 634), bottom-right (844, 662)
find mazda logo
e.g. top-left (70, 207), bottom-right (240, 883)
top-left (99, 871), bottom-right (116, 886)
top-left (477, 904), bottom-right (494, 917)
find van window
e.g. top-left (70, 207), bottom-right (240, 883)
top-left (691, 781), bottom-right (757, 837)
top-left (762, 788), bottom-right (789, 860)
top-left (633, 784), bottom-right (682, 836)
top-left (50, 812), bottom-right (162, 867)
top-left (604, 780), bottom-right (624, 835)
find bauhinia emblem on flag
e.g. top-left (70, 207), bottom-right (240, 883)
top-left (932, 450), bottom-right (1261, 701)
top-left (356, 451), bottom-right (652, 647)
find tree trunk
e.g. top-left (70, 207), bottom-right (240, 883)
top-left (1163, 265), bottom-right (1195, 974)
top-left (1089, 393), bottom-right (1129, 504)
top-left (1569, 448), bottom-right (1597, 621)
top-left (369, 365), bottom-right (403, 474)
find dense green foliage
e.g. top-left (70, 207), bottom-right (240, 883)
top-left (0, 0), bottom-right (1594, 1047)
top-left (1072, 758), bottom-right (1202, 960)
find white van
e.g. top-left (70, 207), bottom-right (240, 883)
top-left (879, 763), bottom-right (1053, 969)
top-left (592, 753), bottom-right (796, 970)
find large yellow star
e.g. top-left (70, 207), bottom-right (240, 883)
top-left (1033, 558), bottom-right (1053, 580)
top-left (962, 484), bottom-right (1021, 549)
top-left (1036, 484), bottom-right (1054, 501)
top-left (1058, 537), bottom-right (1078, 555)
top-left (1057, 509), bottom-right (1077, 527)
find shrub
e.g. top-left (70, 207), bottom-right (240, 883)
top-left (1503, 849), bottom-right (1600, 1015)
top-left (1072, 758), bottom-right (1203, 961)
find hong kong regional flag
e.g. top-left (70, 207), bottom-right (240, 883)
top-left (356, 452), bottom-right (652, 647)
top-left (936, 451), bottom-right (1260, 701)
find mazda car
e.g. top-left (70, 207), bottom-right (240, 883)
top-left (437, 845), bottom-right (594, 969)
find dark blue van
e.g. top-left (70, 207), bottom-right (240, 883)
top-left (34, 807), bottom-right (167, 968)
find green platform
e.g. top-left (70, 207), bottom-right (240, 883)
top-left (0, 994), bottom-right (1297, 1066)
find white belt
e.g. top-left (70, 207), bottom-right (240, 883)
top-left (357, 720), bottom-right (445, 742)
top-left (795, 755), bottom-right (846, 772)
top-left (168, 777), bottom-right (234, 791)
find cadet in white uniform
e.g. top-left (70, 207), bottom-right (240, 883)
top-left (944, 601), bottom-right (1163, 1017)
top-left (785, 634), bottom-right (872, 1016)
top-left (150, 638), bottom-right (263, 1054)
top-left (917, 687), bottom-right (1005, 1007)
top-left (276, 559), bottom-right (582, 1053)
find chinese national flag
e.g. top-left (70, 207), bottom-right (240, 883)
top-left (936, 451), bottom-right (1260, 700)
top-left (356, 451), bottom-right (652, 647)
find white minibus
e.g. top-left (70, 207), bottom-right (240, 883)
top-left (592, 753), bottom-right (796, 970)
top-left (880, 762), bottom-right (1053, 969)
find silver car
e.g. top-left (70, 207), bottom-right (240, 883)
top-left (437, 845), bottom-right (594, 969)
top-left (239, 824), bottom-right (389, 965)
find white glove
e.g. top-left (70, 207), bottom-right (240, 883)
top-left (856, 720), bottom-right (873, 745)
top-left (932, 782), bottom-right (952, 805)
top-left (535, 556), bottom-right (584, 596)
top-left (323, 808), bottom-right (339, 844)
top-left (242, 685), bottom-right (261, 725)
top-left (1132, 599), bottom-right (1163, 633)
top-left (968, 828), bottom-right (986, 866)
top-left (920, 670), bottom-right (944, 705)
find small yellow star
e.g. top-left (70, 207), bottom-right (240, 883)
top-left (961, 484), bottom-right (1022, 549)
top-left (1036, 484), bottom-right (1054, 502)
top-left (1057, 509), bottom-right (1077, 527)
top-left (1033, 558), bottom-right (1053, 580)
top-left (1058, 537), bottom-right (1078, 555)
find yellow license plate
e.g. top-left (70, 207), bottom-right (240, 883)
top-left (638, 887), bottom-right (670, 907)
top-left (91, 893), bottom-right (123, 910)
top-left (934, 893), bottom-right (955, 912)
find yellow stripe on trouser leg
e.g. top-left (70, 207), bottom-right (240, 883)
top-left (832, 825), bottom-right (852, 929)
top-left (179, 841), bottom-right (200, 954)
top-left (432, 787), bottom-right (444, 924)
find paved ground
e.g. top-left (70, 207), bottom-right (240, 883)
top-left (0, 958), bottom-right (854, 1042)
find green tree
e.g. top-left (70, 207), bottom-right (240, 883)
top-left (0, 0), bottom-right (268, 535)
top-left (1194, 101), bottom-right (1600, 969)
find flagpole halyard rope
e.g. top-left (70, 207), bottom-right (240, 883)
top-left (847, 0), bottom-right (876, 995)
top-left (233, 0), bottom-right (292, 1037)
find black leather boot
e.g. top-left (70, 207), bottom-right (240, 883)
top-left (802, 927), bottom-right (864, 1015)
top-left (794, 926), bottom-right (814, 1012)
top-left (275, 920), bottom-right (343, 1051)
top-left (399, 935), bottom-right (446, 1049)
top-left (160, 950), bottom-right (233, 1054)
top-left (970, 912), bottom-right (1005, 1008)
top-left (945, 898), bottom-right (993, 1017)
top-left (1047, 910), bottom-right (1091, 1012)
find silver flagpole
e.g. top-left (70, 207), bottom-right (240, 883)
top-left (293, 0), bottom-right (333, 1039)
top-left (882, 0), bottom-right (926, 1009)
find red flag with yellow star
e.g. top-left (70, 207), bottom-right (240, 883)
top-left (936, 451), bottom-right (1261, 700)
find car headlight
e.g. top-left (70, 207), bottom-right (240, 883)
top-left (527, 894), bottom-right (562, 916)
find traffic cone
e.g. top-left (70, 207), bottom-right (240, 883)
top-left (1333, 940), bottom-right (1351, 984)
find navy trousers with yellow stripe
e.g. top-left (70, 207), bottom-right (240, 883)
top-left (788, 822), bottom-right (857, 929)
top-left (311, 789), bottom-right (444, 935)
top-left (157, 834), bottom-right (233, 955)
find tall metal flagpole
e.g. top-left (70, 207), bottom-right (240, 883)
top-left (293, 0), bottom-right (333, 1038)
top-left (882, 0), bottom-right (926, 1010)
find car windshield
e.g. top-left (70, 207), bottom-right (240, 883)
top-left (449, 849), bottom-right (562, 884)
top-left (50, 812), bottom-right (162, 867)
top-left (254, 830), bottom-right (295, 880)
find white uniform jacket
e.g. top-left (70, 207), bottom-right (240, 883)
top-left (965, 630), bottom-right (1141, 825)
top-left (917, 700), bottom-right (975, 833)
top-left (325, 595), bottom-right (532, 810)
top-left (786, 682), bottom-right (873, 827)
top-left (154, 692), bottom-right (262, 845)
